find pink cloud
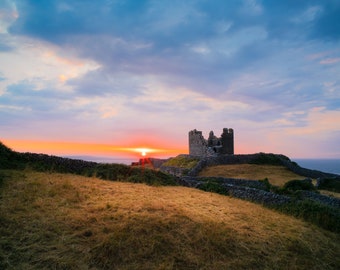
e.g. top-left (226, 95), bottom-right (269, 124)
top-left (319, 58), bottom-right (340, 65)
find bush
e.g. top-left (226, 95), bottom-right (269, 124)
top-left (283, 179), bottom-right (316, 192)
top-left (197, 180), bottom-right (228, 195)
top-left (271, 179), bottom-right (317, 196)
top-left (276, 200), bottom-right (340, 233)
top-left (258, 178), bottom-right (271, 191)
top-left (0, 142), bottom-right (21, 169)
top-left (317, 178), bottom-right (340, 193)
top-left (126, 169), bottom-right (178, 186)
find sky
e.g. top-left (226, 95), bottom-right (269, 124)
top-left (0, 0), bottom-right (340, 160)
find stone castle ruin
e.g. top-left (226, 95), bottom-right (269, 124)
top-left (189, 128), bottom-right (234, 156)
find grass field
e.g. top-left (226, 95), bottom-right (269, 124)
top-left (1, 170), bottom-right (340, 269)
top-left (199, 164), bottom-right (306, 186)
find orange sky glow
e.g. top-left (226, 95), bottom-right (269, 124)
top-left (3, 139), bottom-right (187, 159)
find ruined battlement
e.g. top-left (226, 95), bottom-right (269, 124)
top-left (188, 128), bottom-right (234, 157)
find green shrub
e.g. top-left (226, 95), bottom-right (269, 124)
top-left (318, 178), bottom-right (340, 193)
top-left (0, 142), bottom-right (22, 169)
top-left (283, 179), bottom-right (316, 192)
top-left (276, 200), bottom-right (340, 233)
top-left (271, 179), bottom-right (317, 196)
top-left (126, 169), bottom-right (177, 186)
top-left (198, 180), bottom-right (228, 195)
top-left (258, 178), bottom-right (271, 191)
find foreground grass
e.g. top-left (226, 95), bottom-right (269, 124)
top-left (1, 170), bottom-right (340, 269)
top-left (199, 164), bottom-right (306, 186)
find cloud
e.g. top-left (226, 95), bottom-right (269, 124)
top-left (285, 107), bottom-right (340, 136)
top-left (1, 0), bottom-right (339, 157)
top-left (311, 2), bottom-right (340, 41)
top-left (0, 0), bottom-right (18, 34)
top-left (320, 57), bottom-right (340, 65)
top-left (263, 107), bottom-right (340, 158)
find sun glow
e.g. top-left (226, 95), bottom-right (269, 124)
top-left (133, 148), bottom-right (152, 157)
top-left (2, 139), bottom-right (187, 159)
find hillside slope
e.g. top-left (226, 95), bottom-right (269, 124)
top-left (1, 171), bottom-right (339, 269)
top-left (199, 164), bottom-right (306, 186)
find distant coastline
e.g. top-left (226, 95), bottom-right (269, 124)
top-left (293, 159), bottom-right (340, 176)
top-left (65, 155), bottom-right (340, 176)
top-left (64, 155), bottom-right (136, 165)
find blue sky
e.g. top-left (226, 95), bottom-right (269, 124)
top-left (0, 0), bottom-right (339, 158)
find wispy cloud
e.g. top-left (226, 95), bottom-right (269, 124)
top-left (320, 57), bottom-right (340, 65)
top-left (0, 0), bottom-right (339, 158)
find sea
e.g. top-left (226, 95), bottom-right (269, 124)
top-left (292, 159), bottom-right (340, 176)
top-left (66, 156), bottom-right (340, 176)
top-left (65, 155), bottom-right (137, 165)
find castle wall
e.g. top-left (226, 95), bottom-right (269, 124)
top-left (188, 129), bottom-right (207, 156)
top-left (188, 128), bottom-right (234, 156)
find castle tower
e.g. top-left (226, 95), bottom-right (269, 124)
top-left (188, 129), bottom-right (207, 156)
top-left (220, 128), bottom-right (234, 154)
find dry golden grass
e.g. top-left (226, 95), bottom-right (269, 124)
top-left (199, 164), bottom-right (306, 186)
top-left (320, 190), bottom-right (340, 199)
top-left (1, 170), bottom-right (340, 269)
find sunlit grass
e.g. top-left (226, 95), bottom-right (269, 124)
top-left (199, 164), bottom-right (306, 186)
top-left (162, 155), bottom-right (199, 169)
top-left (1, 170), bottom-right (339, 269)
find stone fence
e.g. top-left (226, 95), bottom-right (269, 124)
top-left (159, 166), bottom-right (188, 177)
top-left (180, 175), bottom-right (340, 209)
top-left (182, 176), bottom-right (290, 207)
top-left (220, 184), bottom-right (292, 206)
top-left (296, 190), bottom-right (340, 208)
top-left (181, 176), bottom-right (268, 190)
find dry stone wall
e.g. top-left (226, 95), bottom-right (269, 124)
top-left (181, 176), bottom-right (291, 206)
top-left (159, 153), bottom-right (340, 209)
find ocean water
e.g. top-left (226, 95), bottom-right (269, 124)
top-left (65, 155), bottom-right (136, 165)
top-left (66, 155), bottom-right (340, 176)
top-left (293, 159), bottom-right (340, 176)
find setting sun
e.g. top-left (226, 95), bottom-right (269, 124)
top-left (134, 148), bottom-right (152, 157)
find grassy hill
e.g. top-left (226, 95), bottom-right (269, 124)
top-left (199, 164), bottom-right (306, 186)
top-left (1, 142), bottom-right (340, 269)
top-left (1, 170), bottom-right (340, 269)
